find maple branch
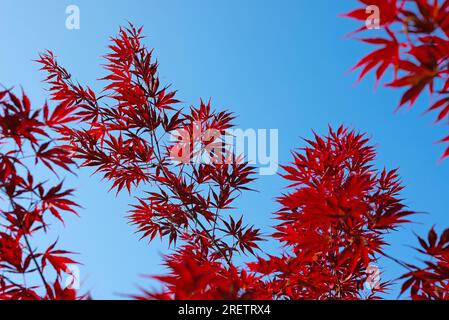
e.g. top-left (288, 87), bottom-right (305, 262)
top-left (6, 194), bottom-right (49, 291)
top-left (145, 111), bottom-right (233, 266)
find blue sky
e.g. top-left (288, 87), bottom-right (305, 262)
top-left (1, 0), bottom-right (448, 299)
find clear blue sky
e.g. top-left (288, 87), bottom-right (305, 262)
top-left (1, 0), bottom-right (448, 299)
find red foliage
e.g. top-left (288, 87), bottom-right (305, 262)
top-left (31, 22), bottom-right (447, 301)
top-left (401, 228), bottom-right (449, 300)
top-left (136, 126), bottom-right (415, 300)
top-left (134, 243), bottom-right (271, 300)
top-left (37, 24), bottom-right (261, 271)
top-left (345, 0), bottom-right (449, 300)
top-left (344, 0), bottom-right (449, 159)
top-left (0, 89), bottom-right (81, 300)
top-left (247, 126), bottom-right (413, 299)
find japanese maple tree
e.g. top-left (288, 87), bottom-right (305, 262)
top-left (29, 22), bottom-right (447, 300)
top-left (136, 126), bottom-right (414, 300)
top-left (37, 24), bottom-right (261, 274)
top-left (0, 88), bottom-right (81, 299)
top-left (247, 126), bottom-right (413, 299)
